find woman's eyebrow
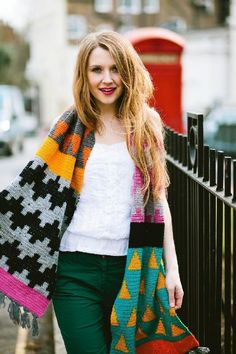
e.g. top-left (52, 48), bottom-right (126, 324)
top-left (88, 64), bottom-right (117, 68)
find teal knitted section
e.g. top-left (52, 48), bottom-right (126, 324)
top-left (110, 246), bottom-right (198, 353)
top-left (110, 248), bottom-right (143, 353)
top-left (110, 247), bottom-right (164, 353)
top-left (136, 247), bottom-right (163, 337)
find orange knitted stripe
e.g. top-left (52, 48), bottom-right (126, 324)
top-left (36, 137), bottom-right (75, 182)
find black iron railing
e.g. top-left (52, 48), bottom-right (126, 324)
top-left (166, 112), bottom-right (236, 354)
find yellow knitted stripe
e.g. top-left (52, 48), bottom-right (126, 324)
top-left (36, 137), bottom-right (76, 183)
top-left (71, 167), bottom-right (85, 194)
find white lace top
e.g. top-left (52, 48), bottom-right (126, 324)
top-left (59, 141), bottom-right (136, 256)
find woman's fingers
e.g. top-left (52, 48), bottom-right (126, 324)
top-left (167, 284), bottom-right (184, 309)
top-left (174, 286), bottom-right (184, 309)
top-left (165, 271), bottom-right (184, 309)
top-left (168, 287), bottom-right (175, 307)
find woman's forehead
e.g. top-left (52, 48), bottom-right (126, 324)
top-left (88, 47), bottom-right (116, 66)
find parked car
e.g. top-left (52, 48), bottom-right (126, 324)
top-left (204, 105), bottom-right (236, 157)
top-left (0, 85), bottom-right (25, 155)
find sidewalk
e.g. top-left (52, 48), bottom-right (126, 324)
top-left (53, 312), bottom-right (66, 354)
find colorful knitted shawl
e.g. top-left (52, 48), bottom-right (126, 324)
top-left (0, 107), bottom-right (199, 353)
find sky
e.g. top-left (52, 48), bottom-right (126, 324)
top-left (0, 0), bottom-right (30, 31)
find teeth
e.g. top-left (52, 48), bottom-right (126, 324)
top-left (101, 88), bottom-right (114, 91)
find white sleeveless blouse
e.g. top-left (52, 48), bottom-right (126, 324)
top-left (59, 141), bottom-right (135, 256)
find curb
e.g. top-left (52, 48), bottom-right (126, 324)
top-left (15, 327), bottom-right (27, 354)
top-left (52, 310), bottom-right (66, 354)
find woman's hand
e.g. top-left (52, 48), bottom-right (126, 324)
top-left (165, 270), bottom-right (184, 310)
top-left (160, 194), bottom-right (184, 310)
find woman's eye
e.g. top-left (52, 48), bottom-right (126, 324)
top-left (112, 67), bottom-right (118, 73)
top-left (92, 67), bottom-right (101, 72)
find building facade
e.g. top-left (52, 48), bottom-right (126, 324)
top-left (66, 0), bottom-right (230, 44)
top-left (23, 0), bottom-right (232, 126)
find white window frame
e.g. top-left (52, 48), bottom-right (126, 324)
top-left (94, 0), bottom-right (113, 13)
top-left (192, 0), bottom-right (214, 14)
top-left (117, 0), bottom-right (142, 15)
top-left (143, 0), bottom-right (160, 14)
top-left (67, 15), bottom-right (87, 40)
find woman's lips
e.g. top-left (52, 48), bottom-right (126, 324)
top-left (99, 88), bottom-right (116, 96)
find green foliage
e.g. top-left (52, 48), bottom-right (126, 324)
top-left (0, 23), bottom-right (30, 88)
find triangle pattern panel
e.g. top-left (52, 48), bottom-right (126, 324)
top-left (114, 334), bottom-right (129, 353)
top-left (156, 270), bottom-right (165, 290)
top-left (126, 307), bottom-right (137, 327)
top-left (110, 248), bottom-right (143, 353)
top-left (135, 327), bottom-right (148, 340)
top-left (111, 307), bottom-right (119, 326)
top-left (128, 250), bottom-right (142, 270)
top-left (118, 279), bottom-right (131, 300)
top-left (142, 304), bottom-right (156, 322)
top-left (155, 319), bottom-right (166, 336)
top-left (171, 323), bottom-right (187, 337)
top-left (148, 248), bottom-right (159, 269)
top-left (169, 307), bottom-right (176, 316)
top-left (139, 278), bottom-right (145, 295)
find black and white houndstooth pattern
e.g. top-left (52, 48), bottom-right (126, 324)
top-left (0, 157), bottom-right (77, 299)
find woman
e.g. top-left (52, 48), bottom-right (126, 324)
top-left (0, 31), bottom-right (200, 353)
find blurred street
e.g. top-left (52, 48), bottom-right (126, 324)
top-left (0, 135), bottom-right (41, 189)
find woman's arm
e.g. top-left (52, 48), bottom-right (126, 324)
top-left (161, 192), bottom-right (184, 310)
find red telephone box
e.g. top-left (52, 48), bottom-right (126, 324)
top-left (125, 27), bottom-right (185, 133)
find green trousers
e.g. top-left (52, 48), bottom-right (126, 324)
top-left (52, 251), bottom-right (127, 354)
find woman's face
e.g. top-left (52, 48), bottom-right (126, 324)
top-left (87, 46), bottom-right (124, 112)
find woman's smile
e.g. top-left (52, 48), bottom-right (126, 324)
top-left (99, 87), bottom-right (116, 95)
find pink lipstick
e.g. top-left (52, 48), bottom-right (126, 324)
top-left (99, 88), bottom-right (116, 96)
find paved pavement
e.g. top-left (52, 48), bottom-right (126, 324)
top-left (0, 300), bottom-right (18, 354)
top-left (52, 311), bottom-right (66, 354)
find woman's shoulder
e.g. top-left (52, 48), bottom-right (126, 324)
top-left (49, 106), bottom-right (82, 130)
top-left (144, 105), bottom-right (165, 150)
top-left (58, 105), bottom-right (80, 124)
top-left (46, 106), bottom-right (87, 142)
top-left (145, 105), bottom-right (163, 131)
top-left (145, 104), bottom-right (159, 117)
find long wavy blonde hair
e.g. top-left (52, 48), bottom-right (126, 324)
top-left (73, 31), bottom-right (169, 204)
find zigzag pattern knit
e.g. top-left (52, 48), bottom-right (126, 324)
top-left (0, 107), bottom-right (199, 352)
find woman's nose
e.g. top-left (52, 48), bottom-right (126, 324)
top-left (102, 70), bottom-right (113, 83)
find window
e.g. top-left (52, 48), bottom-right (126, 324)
top-left (192, 0), bottom-right (214, 13)
top-left (67, 15), bottom-right (87, 40)
top-left (143, 0), bottom-right (160, 14)
top-left (96, 23), bottom-right (114, 32)
top-left (94, 0), bottom-right (113, 13)
top-left (117, 0), bottom-right (142, 15)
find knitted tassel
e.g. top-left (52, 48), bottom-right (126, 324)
top-left (0, 291), bottom-right (6, 308)
top-left (1, 292), bottom-right (39, 336)
top-left (20, 307), bottom-right (31, 329)
top-left (8, 300), bottom-right (21, 325)
top-left (32, 314), bottom-right (39, 337)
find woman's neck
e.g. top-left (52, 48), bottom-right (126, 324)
top-left (98, 104), bottom-right (118, 121)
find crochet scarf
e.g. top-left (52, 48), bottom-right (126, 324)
top-left (0, 107), bottom-right (199, 353)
